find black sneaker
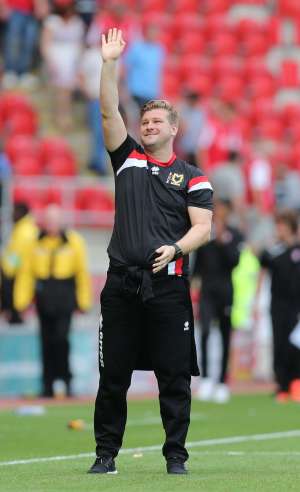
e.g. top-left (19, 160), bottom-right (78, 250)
top-left (88, 456), bottom-right (118, 474)
top-left (166, 457), bottom-right (188, 475)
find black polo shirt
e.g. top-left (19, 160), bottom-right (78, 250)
top-left (107, 134), bottom-right (213, 275)
top-left (260, 242), bottom-right (300, 306)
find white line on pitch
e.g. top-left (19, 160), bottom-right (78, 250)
top-left (1, 430), bottom-right (300, 467)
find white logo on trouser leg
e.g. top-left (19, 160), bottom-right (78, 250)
top-left (184, 321), bottom-right (189, 331)
top-left (99, 315), bottom-right (104, 368)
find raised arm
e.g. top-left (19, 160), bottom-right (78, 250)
top-left (100, 28), bottom-right (127, 151)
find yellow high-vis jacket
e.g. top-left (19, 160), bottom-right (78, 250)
top-left (1, 214), bottom-right (38, 278)
top-left (14, 229), bottom-right (92, 314)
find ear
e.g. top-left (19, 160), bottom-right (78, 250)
top-left (171, 125), bottom-right (178, 137)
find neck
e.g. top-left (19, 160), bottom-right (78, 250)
top-left (144, 143), bottom-right (174, 163)
top-left (283, 235), bottom-right (296, 246)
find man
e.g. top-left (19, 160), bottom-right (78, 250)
top-left (259, 210), bottom-right (300, 403)
top-left (88, 28), bottom-right (213, 476)
top-left (192, 199), bottom-right (243, 403)
top-left (14, 204), bottom-right (92, 397)
top-left (1, 201), bottom-right (37, 324)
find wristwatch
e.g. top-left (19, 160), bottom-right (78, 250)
top-left (172, 243), bottom-right (183, 260)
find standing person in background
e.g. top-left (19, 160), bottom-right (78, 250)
top-left (124, 24), bottom-right (165, 108)
top-left (177, 90), bottom-right (206, 167)
top-left (78, 34), bottom-right (106, 175)
top-left (14, 204), bottom-right (92, 397)
top-left (258, 210), bottom-right (300, 403)
top-left (1, 202), bottom-right (37, 324)
top-left (88, 28), bottom-right (213, 476)
top-left (2, 0), bottom-right (48, 89)
top-left (41, 0), bottom-right (85, 131)
top-left (192, 199), bottom-right (243, 403)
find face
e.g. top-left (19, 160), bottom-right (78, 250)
top-left (276, 221), bottom-right (293, 242)
top-left (140, 109), bottom-right (178, 152)
top-left (214, 202), bottom-right (230, 224)
top-left (44, 205), bottom-right (62, 236)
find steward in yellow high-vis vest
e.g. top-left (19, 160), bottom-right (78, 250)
top-left (1, 202), bottom-right (37, 323)
top-left (14, 204), bottom-right (92, 397)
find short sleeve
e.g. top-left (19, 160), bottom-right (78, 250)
top-left (259, 249), bottom-right (272, 269)
top-left (187, 168), bottom-right (213, 210)
top-left (107, 134), bottom-right (141, 173)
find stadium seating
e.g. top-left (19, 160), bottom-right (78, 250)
top-left (46, 156), bottom-right (77, 177)
top-left (14, 156), bottom-right (43, 176)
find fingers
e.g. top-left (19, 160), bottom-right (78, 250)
top-left (101, 33), bottom-right (106, 46)
top-left (107, 27), bottom-right (123, 44)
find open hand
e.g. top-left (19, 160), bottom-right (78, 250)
top-left (101, 28), bottom-right (126, 62)
top-left (152, 245), bottom-right (176, 273)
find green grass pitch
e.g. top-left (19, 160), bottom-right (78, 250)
top-left (1, 394), bottom-right (300, 491)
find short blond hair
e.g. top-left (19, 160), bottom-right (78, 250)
top-left (140, 100), bottom-right (179, 127)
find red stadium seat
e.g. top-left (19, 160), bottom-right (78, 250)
top-left (280, 60), bottom-right (300, 88)
top-left (280, 103), bottom-right (300, 125)
top-left (243, 33), bottom-right (270, 56)
top-left (75, 187), bottom-right (114, 211)
top-left (235, 18), bottom-right (263, 41)
top-left (256, 118), bottom-right (284, 140)
top-left (217, 75), bottom-right (244, 102)
top-left (158, 30), bottom-right (174, 53)
top-left (203, 14), bottom-right (230, 40)
top-left (249, 74), bottom-right (276, 99)
top-left (14, 156), bottom-right (42, 176)
top-left (210, 32), bottom-right (238, 56)
top-left (6, 111), bottom-right (38, 136)
top-left (141, 12), bottom-right (171, 30)
top-left (278, 0), bottom-right (300, 17)
top-left (13, 185), bottom-right (44, 210)
top-left (173, 0), bottom-right (199, 14)
top-left (243, 57), bottom-right (270, 79)
top-left (171, 13), bottom-right (203, 35)
top-left (183, 73), bottom-right (212, 97)
top-left (44, 186), bottom-right (63, 206)
top-left (0, 92), bottom-right (34, 120)
top-left (204, 0), bottom-right (230, 15)
top-left (5, 135), bottom-right (40, 164)
top-left (178, 32), bottom-right (206, 55)
top-left (163, 55), bottom-right (181, 79)
top-left (210, 56), bottom-right (242, 78)
top-left (47, 156), bottom-right (77, 176)
top-left (162, 74), bottom-right (181, 99)
top-left (39, 137), bottom-right (75, 166)
top-left (179, 55), bottom-right (209, 79)
top-left (140, 0), bottom-right (167, 12)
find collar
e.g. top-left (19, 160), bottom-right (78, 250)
top-left (146, 152), bottom-right (176, 167)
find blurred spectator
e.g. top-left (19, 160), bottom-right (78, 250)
top-left (192, 199), bottom-right (244, 403)
top-left (74, 0), bottom-right (96, 29)
top-left (248, 140), bottom-right (274, 215)
top-left (87, 2), bottom-right (139, 48)
top-left (124, 24), bottom-right (165, 108)
top-left (274, 162), bottom-right (300, 212)
top-left (1, 201), bottom-right (37, 324)
top-left (41, 0), bottom-right (85, 130)
top-left (210, 150), bottom-right (246, 226)
top-left (0, 139), bottom-right (12, 205)
top-left (78, 36), bottom-right (106, 175)
top-left (2, 0), bottom-right (48, 89)
top-left (258, 210), bottom-right (300, 403)
top-left (177, 90), bottom-right (206, 167)
top-left (198, 100), bottom-right (245, 174)
top-left (14, 204), bottom-right (92, 397)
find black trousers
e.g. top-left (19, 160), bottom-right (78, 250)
top-left (199, 291), bottom-right (232, 384)
top-left (271, 302), bottom-right (300, 392)
top-left (38, 310), bottom-right (72, 396)
top-left (94, 273), bottom-right (194, 461)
